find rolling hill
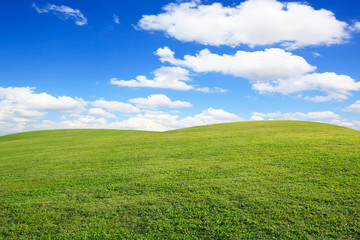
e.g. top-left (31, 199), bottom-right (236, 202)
top-left (1, 121), bottom-right (360, 239)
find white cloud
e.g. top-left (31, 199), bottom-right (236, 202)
top-left (157, 47), bottom-right (360, 101)
top-left (88, 108), bottom-right (118, 118)
top-left (0, 86), bottom-right (87, 113)
top-left (0, 86), bottom-right (87, 135)
top-left (92, 99), bottom-right (140, 113)
top-left (156, 46), bottom-right (316, 81)
top-left (253, 72), bottom-right (360, 102)
top-left (129, 94), bottom-right (192, 109)
top-left (138, 0), bottom-right (350, 49)
top-left (110, 67), bottom-right (192, 90)
top-left (345, 100), bottom-right (360, 113)
top-left (32, 3), bottom-right (87, 26)
top-left (113, 14), bottom-right (120, 24)
top-left (250, 111), bottom-right (340, 121)
top-left (0, 100), bottom-right (45, 124)
top-left (110, 66), bottom-right (224, 92)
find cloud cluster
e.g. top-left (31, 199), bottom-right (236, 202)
top-left (250, 110), bottom-right (360, 130)
top-left (31, 108), bottom-right (243, 132)
top-left (32, 3), bottom-right (87, 26)
top-left (0, 86), bottom-right (243, 135)
top-left (138, 0), bottom-right (350, 49)
top-left (250, 111), bottom-right (340, 121)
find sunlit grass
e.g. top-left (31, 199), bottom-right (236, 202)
top-left (1, 121), bottom-right (359, 239)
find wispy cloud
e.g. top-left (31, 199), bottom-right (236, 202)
top-left (113, 14), bottom-right (120, 24)
top-left (32, 3), bottom-right (87, 26)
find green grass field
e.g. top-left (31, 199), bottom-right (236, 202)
top-left (1, 121), bottom-right (360, 239)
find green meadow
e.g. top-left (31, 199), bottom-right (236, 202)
top-left (1, 121), bottom-right (360, 239)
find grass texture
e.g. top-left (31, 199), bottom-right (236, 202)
top-left (1, 121), bottom-right (360, 239)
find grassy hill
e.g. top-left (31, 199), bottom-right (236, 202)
top-left (1, 121), bottom-right (360, 239)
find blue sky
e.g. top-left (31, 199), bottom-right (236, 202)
top-left (1, 0), bottom-right (360, 135)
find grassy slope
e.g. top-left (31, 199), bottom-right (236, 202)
top-left (0, 121), bottom-right (360, 239)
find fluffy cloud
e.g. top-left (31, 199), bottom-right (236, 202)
top-left (0, 100), bottom-right (45, 123)
top-left (345, 100), bottom-right (360, 113)
top-left (156, 47), bottom-right (315, 81)
top-left (129, 94), bottom-right (192, 109)
top-left (110, 66), bottom-right (224, 92)
top-left (138, 0), bottom-right (349, 49)
top-left (156, 47), bottom-right (360, 101)
top-left (0, 86), bottom-right (87, 135)
top-left (0, 86), bottom-right (87, 113)
top-left (32, 3), bottom-right (87, 26)
top-left (250, 111), bottom-right (341, 121)
top-left (253, 73), bottom-right (360, 102)
top-left (92, 99), bottom-right (140, 113)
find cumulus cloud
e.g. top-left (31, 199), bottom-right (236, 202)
top-left (129, 94), bottom-right (192, 109)
top-left (0, 86), bottom-right (241, 135)
top-left (0, 86), bottom-right (87, 135)
top-left (156, 46), bottom-right (315, 81)
top-left (110, 66), bottom-right (225, 92)
top-left (138, 0), bottom-right (350, 49)
top-left (32, 3), bottom-right (87, 26)
top-left (253, 73), bottom-right (360, 102)
top-left (345, 100), bottom-right (360, 113)
top-left (92, 99), bottom-right (140, 113)
top-left (0, 86), bottom-right (87, 113)
top-left (156, 47), bottom-right (360, 101)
